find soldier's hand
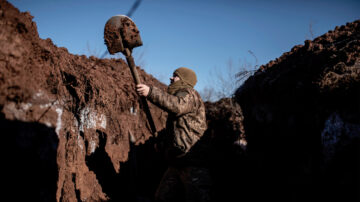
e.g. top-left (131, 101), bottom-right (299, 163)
top-left (136, 84), bottom-right (150, 97)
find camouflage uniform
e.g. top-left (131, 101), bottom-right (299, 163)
top-left (147, 86), bottom-right (211, 202)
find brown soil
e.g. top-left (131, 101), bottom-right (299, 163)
top-left (0, 1), bottom-right (167, 201)
top-left (235, 19), bottom-right (360, 201)
top-left (0, 2), bottom-right (246, 200)
top-left (1, 0), bottom-right (359, 201)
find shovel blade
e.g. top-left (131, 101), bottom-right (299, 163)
top-left (104, 15), bottom-right (143, 54)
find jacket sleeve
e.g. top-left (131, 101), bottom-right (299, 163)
top-left (147, 86), bottom-right (195, 116)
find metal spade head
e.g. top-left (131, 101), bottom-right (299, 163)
top-left (104, 15), bottom-right (143, 55)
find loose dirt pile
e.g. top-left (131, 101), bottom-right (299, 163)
top-left (0, 1), bottom-right (167, 201)
top-left (235, 20), bottom-right (360, 201)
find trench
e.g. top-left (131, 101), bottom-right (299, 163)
top-left (1, 1), bottom-right (359, 201)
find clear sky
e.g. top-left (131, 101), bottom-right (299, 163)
top-left (8, 0), bottom-right (360, 95)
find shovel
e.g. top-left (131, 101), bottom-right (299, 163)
top-left (104, 15), bottom-right (157, 136)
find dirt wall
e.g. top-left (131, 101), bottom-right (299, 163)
top-left (235, 20), bottom-right (360, 201)
top-left (2, 1), bottom-right (359, 201)
top-left (0, 1), bottom-right (168, 201)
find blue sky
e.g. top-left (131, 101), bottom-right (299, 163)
top-left (8, 0), bottom-right (360, 94)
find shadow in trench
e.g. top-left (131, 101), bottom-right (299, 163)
top-left (86, 130), bottom-right (166, 202)
top-left (0, 113), bottom-right (59, 201)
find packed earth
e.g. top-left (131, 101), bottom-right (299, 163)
top-left (0, 1), bottom-right (359, 201)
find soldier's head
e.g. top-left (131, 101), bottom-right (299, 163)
top-left (170, 67), bottom-right (197, 87)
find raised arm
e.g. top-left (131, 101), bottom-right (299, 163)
top-left (147, 86), bottom-right (196, 116)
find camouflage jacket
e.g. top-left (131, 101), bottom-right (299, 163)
top-left (147, 86), bottom-right (207, 163)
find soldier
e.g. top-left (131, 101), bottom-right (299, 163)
top-left (136, 67), bottom-right (211, 202)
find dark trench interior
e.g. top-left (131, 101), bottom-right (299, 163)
top-left (1, 113), bottom-right (59, 202)
top-left (1, 108), bottom-right (358, 202)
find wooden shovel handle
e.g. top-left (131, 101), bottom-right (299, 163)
top-left (124, 49), bottom-right (157, 136)
top-left (125, 51), bottom-right (141, 85)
